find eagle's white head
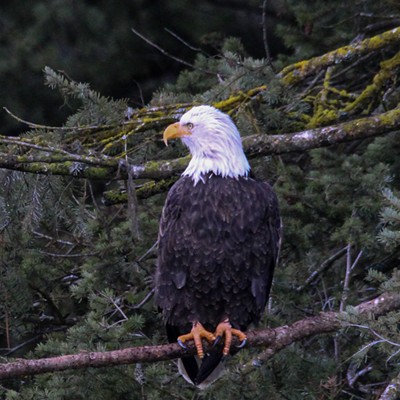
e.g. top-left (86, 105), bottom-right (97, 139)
top-left (163, 105), bottom-right (250, 184)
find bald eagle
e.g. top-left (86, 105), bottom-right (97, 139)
top-left (155, 105), bottom-right (281, 387)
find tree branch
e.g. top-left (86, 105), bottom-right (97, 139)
top-left (278, 26), bottom-right (400, 85)
top-left (0, 292), bottom-right (398, 381)
top-left (131, 28), bottom-right (214, 74)
top-left (379, 373), bottom-right (400, 400)
top-left (2, 107), bottom-right (399, 182)
top-left (261, 0), bottom-right (275, 71)
top-left (1, 27), bottom-right (400, 186)
top-left (243, 107), bottom-right (400, 158)
top-left (296, 246), bottom-right (348, 292)
top-left (125, 107), bottom-right (400, 181)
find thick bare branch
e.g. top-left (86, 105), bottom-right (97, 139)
top-left (243, 107), bottom-right (400, 158)
top-left (379, 373), bottom-right (400, 400)
top-left (0, 292), bottom-right (398, 381)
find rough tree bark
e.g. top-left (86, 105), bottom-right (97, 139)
top-left (379, 373), bottom-right (400, 400)
top-left (0, 292), bottom-right (398, 380)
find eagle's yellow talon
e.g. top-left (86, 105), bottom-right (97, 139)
top-left (231, 328), bottom-right (247, 342)
top-left (214, 320), bottom-right (247, 356)
top-left (177, 322), bottom-right (216, 359)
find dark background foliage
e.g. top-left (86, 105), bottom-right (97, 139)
top-left (1, 0), bottom-right (282, 133)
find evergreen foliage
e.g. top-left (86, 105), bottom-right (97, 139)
top-left (275, 0), bottom-right (400, 62)
top-left (1, 1), bottom-right (400, 399)
top-left (378, 188), bottom-right (400, 248)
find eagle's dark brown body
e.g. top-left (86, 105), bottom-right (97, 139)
top-left (155, 105), bottom-right (281, 386)
top-left (155, 173), bottom-right (281, 383)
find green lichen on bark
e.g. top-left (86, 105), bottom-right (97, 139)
top-left (343, 51), bottom-right (400, 114)
top-left (60, 86), bottom-right (267, 158)
top-left (103, 177), bottom-right (178, 204)
top-left (2, 105), bottom-right (400, 182)
top-left (2, 27), bottom-right (400, 190)
top-left (279, 27), bottom-right (400, 86)
top-left (0, 160), bottom-right (117, 180)
top-left (306, 67), bottom-right (339, 128)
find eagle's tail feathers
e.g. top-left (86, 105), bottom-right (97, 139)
top-left (194, 350), bottom-right (224, 387)
top-left (167, 323), bottom-right (225, 388)
top-left (177, 356), bottom-right (200, 385)
top-left (177, 352), bottom-right (225, 388)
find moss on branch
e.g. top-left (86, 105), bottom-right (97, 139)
top-left (279, 26), bottom-right (400, 85)
top-left (343, 51), bottom-right (400, 114)
top-left (103, 177), bottom-right (179, 204)
top-left (62, 85), bottom-right (267, 156)
top-left (0, 158), bottom-right (118, 180)
top-left (2, 27), bottom-right (400, 187)
top-left (1, 108), bottom-right (399, 182)
top-left (129, 108), bottom-right (400, 182)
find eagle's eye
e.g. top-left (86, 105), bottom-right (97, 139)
top-left (186, 122), bottom-right (194, 130)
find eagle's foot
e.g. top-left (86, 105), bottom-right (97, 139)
top-left (214, 319), bottom-right (247, 356)
top-left (177, 321), bottom-right (216, 359)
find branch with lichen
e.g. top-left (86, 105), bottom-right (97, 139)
top-left (0, 292), bottom-right (398, 381)
top-left (276, 27), bottom-right (400, 130)
top-left (103, 178), bottom-right (179, 204)
top-left (343, 51), bottom-right (400, 115)
top-left (2, 84), bottom-right (267, 164)
top-left (305, 50), bottom-right (400, 128)
top-left (2, 26), bottom-right (400, 184)
top-left (2, 107), bottom-right (398, 182)
top-left (59, 85), bottom-right (267, 155)
top-left (279, 26), bottom-right (400, 86)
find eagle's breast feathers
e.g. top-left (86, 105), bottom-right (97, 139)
top-left (155, 174), bottom-right (280, 330)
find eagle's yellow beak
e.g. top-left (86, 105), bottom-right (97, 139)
top-left (163, 122), bottom-right (191, 146)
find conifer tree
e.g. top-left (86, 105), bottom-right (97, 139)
top-left (1, 1), bottom-right (400, 399)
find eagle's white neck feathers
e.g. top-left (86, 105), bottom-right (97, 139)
top-left (178, 106), bottom-right (250, 185)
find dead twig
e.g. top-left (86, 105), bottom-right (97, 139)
top-left (131, 27), bottom-right (214, 75)
top-left (297, 247), bottom-right (348, 292)
top-left (261, 0), bottom-right (275, 71)
top-left (340, 245), bottom-right (363, 312)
